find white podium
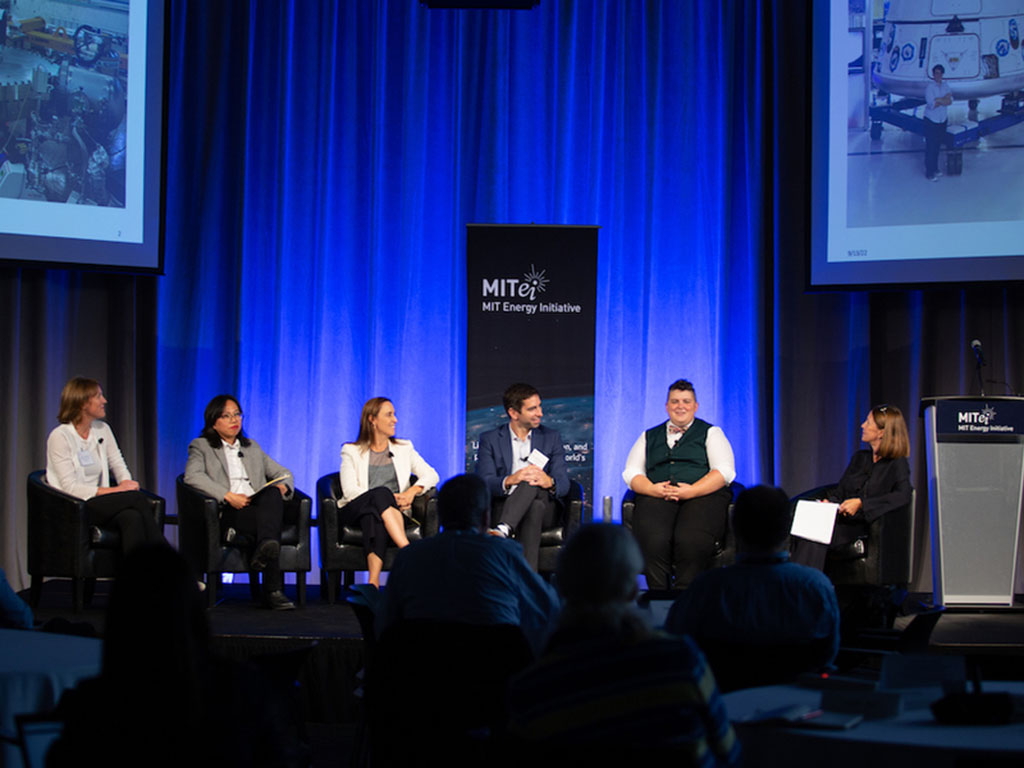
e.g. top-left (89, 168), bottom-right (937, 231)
top-left (922, 396), bottom-right (1024, 606)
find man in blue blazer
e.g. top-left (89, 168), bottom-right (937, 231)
top-left (477, 383), bottom-right (570, 570)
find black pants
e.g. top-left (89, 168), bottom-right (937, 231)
top-left (924, 117), bottom-right (946, 178)
top-left (790, 538), bottom-right (828, 571)
top-left (790, 517), bottom-right (868, 572)
top-left (221, 488), bottom-right (286, 594)
top-left (496, 483), bottom-right (559, 571)
top-left (340, 487), bottom-right (399, 560)
top-left (632, 487), bottom-right (730, 589)
top-left (220, 486), bottom-right (284, 545)
top-left (85, 491), bottom-right (164, 555)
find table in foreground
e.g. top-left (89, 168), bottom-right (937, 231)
top-left (724, 682), bottom-right (1024, 768)
top-left (0, 628), bottom-right (101, 767)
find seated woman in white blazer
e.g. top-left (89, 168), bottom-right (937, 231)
top-left (339, 397), bottom-right (439, 587)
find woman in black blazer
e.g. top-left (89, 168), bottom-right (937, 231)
top-left (794, 404), bottom-right (912, 570)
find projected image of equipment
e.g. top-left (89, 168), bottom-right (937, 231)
top-left (874, 0), bottom-right (1024, 100)
top-left (868, 0), bottom-right (1024, 174)
top-left (0, 0), bottom-right (129, 206)
top-left (811, 1), bottom-right (1024, 287)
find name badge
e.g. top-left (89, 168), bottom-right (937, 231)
top-left (527, 449), bottom-right (549, 469)
top-left (78, 450), bottom-right (96, 467)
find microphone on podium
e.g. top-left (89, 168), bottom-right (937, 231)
top-left (971, 339), bottom-right (987, 367)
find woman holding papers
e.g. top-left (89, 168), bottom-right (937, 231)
top-left (46, 376), bottom-right (166, 557)
top-left (339, 397), bottom-right (439, 588)
top-left (185, 394), bottom-right (295, 609)
top-left (793, 404), bottom-right (912, 570)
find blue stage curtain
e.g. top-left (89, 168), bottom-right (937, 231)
top-left (4, 1), bottom-right (1023, 591)
top-left (157, 0), bottom-right (776, 521)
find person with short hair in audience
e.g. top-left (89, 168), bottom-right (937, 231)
top-left (622, 378), bottom-right (736, 589)
top-left (46, 377), bottom-right (165, 558)
top-left (376, 473), bottom-right (558, 656)
top-left (339, 396), bottom-right (439, 588)
top-left (666, 485), bottom-right (840, 690)
top-left (791, 404), bottom-right (912, 570)
top-left (507, 524), bottom-right (741, 765)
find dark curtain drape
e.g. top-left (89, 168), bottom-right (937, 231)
top-left (0, 269), bottom-right (157, 590)
top-left (2, 1), bottom-right (1021, 593)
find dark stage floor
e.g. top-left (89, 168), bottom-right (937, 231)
top-left (28, 580), bottom-right (363, 639)
top-left (25, 581), bottom-right (1024, 659)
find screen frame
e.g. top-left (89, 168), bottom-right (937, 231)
top-left (808, 1), bottom-right (1024, 291)
top-left (0, 0), bottom-right (168, 275)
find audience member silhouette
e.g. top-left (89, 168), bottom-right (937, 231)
top-left (507, 524), bottom-right (741, 766)
top-left (48, 545), bottom-right (298, 768)
top-left (376, 472), bottom-right (559, 655)
top-left (666, 484), bottom-right (840, 691)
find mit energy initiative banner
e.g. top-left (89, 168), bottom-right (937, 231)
top-left (464, 224), bottom-right (598, 504)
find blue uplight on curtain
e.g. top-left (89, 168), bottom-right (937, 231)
top-left (156, 0), bottom-right (773, 546)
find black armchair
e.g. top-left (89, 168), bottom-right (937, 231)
top-left (489, 479), bottom-right (585, 574)
top-left (806, 486), bottom-right (916, 588)
top-left (26, 469), bottom-right (166, 612)
top-left (621, 482), bottom-right (744, 572)
top-left (175, 474), bottom-right (311, 608)
top-left (316, 472), bottom-right (438, 604)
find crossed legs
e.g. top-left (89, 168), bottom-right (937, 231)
top-left (496, 483), bottom-right (558, 571)
top-left (345, 487), bottom-right (411, 587)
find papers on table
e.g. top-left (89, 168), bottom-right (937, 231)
top-left (791, 499), bottom-right (839, 544)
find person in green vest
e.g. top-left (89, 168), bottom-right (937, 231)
top-left (622, 379), bottom-right (735, 589)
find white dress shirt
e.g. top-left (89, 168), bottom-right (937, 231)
top-left (506, 429), bottom-right (535, 494)
top-left (222, 439), bottom-right (256, 496)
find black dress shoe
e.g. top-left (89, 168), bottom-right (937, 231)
top-left (264, 590), bottom-right (295, 611)
top-left (250, 539), bottom-right (280, 571)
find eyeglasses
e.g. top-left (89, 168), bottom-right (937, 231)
top-left (219, 411), bottom-right (243, 421)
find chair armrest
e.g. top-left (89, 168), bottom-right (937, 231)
top-left (414, 488), bottom-right (439, 538)
top-left (140, 489), bottom-right (166, 529)
top-left (27, 471), bottom-right (91, 574)
top-left (791, 485), bottom-right (833, 503)
top-left (291, 489), bottom-right (312, 538)
top-left (564, 480), bottom-right (584, 539)
top-left (621, 490), bottom-right (636, 530)
top-left (316, 476), bottom-right (341, 557)
top-left (175, 476), bottom-right (222, 572)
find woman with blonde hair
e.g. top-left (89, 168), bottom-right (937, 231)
top-left (339, 397), bottom-right (439, 587)
top-left (46, 377), bottom-right (164, 557)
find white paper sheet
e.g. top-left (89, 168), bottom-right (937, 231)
top-left (791, 499), bottom-right (839, 544)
